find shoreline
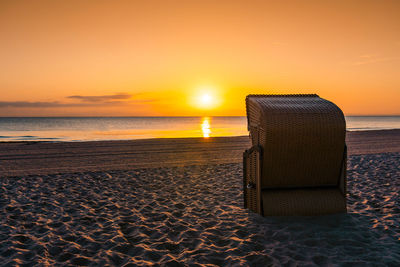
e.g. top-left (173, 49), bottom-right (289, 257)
top-left (1, 128), bottom-right (400, 144)
top-left (1, 129), bottom-right (400, 177)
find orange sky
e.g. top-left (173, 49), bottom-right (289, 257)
top-left (0, 0), bottom-right (399, 116)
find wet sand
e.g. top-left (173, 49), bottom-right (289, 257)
top-left (1, 130), bottom-right (399, 265)
top-left (1, 129), bottom-right (400, 177)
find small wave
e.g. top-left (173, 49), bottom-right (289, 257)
top-left (347, 127), bottom-right (398, 131)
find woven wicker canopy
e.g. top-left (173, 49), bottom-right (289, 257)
top-left (243, 94), bottom-right (347, 216)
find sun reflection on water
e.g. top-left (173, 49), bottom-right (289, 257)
top-left (201, 117), bottom-right (211, 138)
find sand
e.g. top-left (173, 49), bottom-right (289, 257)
top-left (1, 130), bottom-right (400, 265)
top-left (2, 129), bottom-right (400, 177)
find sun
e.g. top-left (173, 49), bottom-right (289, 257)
top-left (191, 86), bottom-right (221, 110)
top-left (200, 94), bottom-right (213, 107)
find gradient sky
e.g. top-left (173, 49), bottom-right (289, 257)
top-left (1, 0), bottom-right (399, 116)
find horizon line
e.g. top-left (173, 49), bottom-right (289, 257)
top-left (1, 115), bottom-right (400, 118)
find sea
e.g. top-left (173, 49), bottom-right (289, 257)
top-left (0, 116), bottom-right (400, 142)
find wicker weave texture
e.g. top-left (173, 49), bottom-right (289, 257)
top-left (244, 94), bottom-right (347, 216)
top-left (243, 147), bottom-right (261, 214)
top-left (261, 188), bottom-right (346, 216)
top-left (246, 95), bottom-right (346, 189)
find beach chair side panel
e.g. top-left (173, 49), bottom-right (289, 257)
top-left (243, 146), bottom-right (262, 215)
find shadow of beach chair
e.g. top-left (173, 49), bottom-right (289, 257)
top-left (243, 94), bottom-right (347, 216)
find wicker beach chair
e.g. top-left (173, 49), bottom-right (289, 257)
top-left (243, 94), bottom-right (347, 216)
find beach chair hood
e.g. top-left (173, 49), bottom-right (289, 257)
top-left (244, 94), bottom-right (347, 216)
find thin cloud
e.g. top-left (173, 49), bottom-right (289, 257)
top-left (0, 101), bottom-right (107, 108)
top-left (0, 101), bottom-right (62, 108)
top-left (271, 41), bottom-right (288, 46)
top-left (359, 54), bottom-right (375, 59)
top-left (67, 93), bottom-right (132, 102)
top-left (0, 94), bottom-right (157, 109)
top-left (353, 55), bottom-right (399, 66)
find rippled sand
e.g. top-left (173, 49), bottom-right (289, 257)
top-left (1, 152), bottom-right (399, 266)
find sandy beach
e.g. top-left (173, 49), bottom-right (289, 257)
top-left (1, 130), bottom-right (400, 265)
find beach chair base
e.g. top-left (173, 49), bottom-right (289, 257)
top-left (243, 144), bottom-right (347, 216)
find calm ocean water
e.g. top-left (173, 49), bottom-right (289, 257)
top-left (0, 116), bottom-right (400, 142)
